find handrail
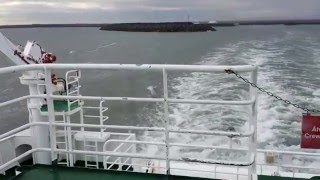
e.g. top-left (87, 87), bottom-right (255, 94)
top-left (257, 149), bottom-right (320, 157)
top-left (0, 148), bottom-right (50, 172)
top-left (0, 122), bottom-right (48, 140)
top-left (53, 148), bottom-right (256, 167)
top-left (51, 95), bottom-right (256, 105)
top-left (168, 98), bottom-right (256, 105)
top-left (51, 122), bottom-right (252, 137)
top-left (0, 64), bottom-right (257, 74)
top-left (258, 163), bottom-right (320, 171)
top-left (180, 154), bottom-right (255, 166)
top-left (0, 95), bottom-right (45, 108)
top-left (103, 139), bottom-right (249, 152)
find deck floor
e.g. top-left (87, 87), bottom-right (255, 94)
top-left (13, 165), bottom-right (214, 180)
top-left (10, 165), bottom-right (319, 180)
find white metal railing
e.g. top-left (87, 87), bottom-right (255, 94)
top-left (0, 64), bottom-right (260, 179)
top-left (1, 122), bottom-right (320, 178)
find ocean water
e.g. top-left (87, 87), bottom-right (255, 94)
top-left (1, 26), bottom-right (320, 158)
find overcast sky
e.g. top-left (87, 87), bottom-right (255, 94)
top-left (1, 0), bottom-right (320, 25)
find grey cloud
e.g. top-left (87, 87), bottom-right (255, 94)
top-left (1, 0), bottom-right (320, 25)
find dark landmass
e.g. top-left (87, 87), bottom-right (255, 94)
top-left (1, 19), bottom-right (320, 30)
top-left (99, 22), bottom-right (215, 32)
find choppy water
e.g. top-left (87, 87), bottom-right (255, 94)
top-left (1, 26), bottom-right (320, 157)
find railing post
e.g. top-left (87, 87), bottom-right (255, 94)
top-left (44, 68), bottom-right (57, 163)
top-left (249, 67), bottom-right (258, 179)
top-left (80, 107), bottom-right (84, 132)
top-left (100, 99), bottom-right (104, 135)
top-left (66, 115), bottom-right (74, 167)
top-left (162, 68), bottom-right (170, 175)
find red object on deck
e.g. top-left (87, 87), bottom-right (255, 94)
top-left (42, 53), bottom-right (56, 63)
top-left (301, 114), bottom-right (320, 149)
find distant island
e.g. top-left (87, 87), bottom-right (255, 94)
top-left (1, 20), bottom-right (320, 30)
top-left (99, 22), bottom-right (216, 32)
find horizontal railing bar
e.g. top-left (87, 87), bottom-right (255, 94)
top-left (257, 164), bottom-right (320, 171)
top-left (180, 154), bottom-right (254, 166)
top-left (52, 95), bottom-right (164, 102)
top-left (0, 134), bottom-right (18, 144)
top-left (83, 106), bottom-right (103, 109)
top-left (168, 98), bottom-right (256, 105)
top-left (52, 148), bottom-right (254, 166)
top-left (0, 149), bottom-right (36, 171)
top-left (0, 64), bottom-right (257, 74)
top-left (104, 139), bottom-right (248, 152)
top-left (105, 140), bottom-right (164, 146)
top-left (0, 95), bottom-right (45, 108)
top-left (84, 115), bottom-right (103, 118)
top-left (0, 92), bottom-right (254, 110)
top-left (52, 123), bottom-right (253, 137)
top-left (0, 123), bottom-right (33, 140)
top-left (0, 148), bottom-right (60, 172)
top-left (257, 149), bottom-right (320, 157)
top-left (53, 123), bottom-right (166, 132)
top-left (171, 167), bottom-right (248, 176)
top-left (170, 143), bottom-right (247, 152)
top-left (0, 65), bottom-right (44, 74)
top-left (0, 122), bottom-right (52, 140)
top-left (54, 148), bottom-right (165, 160)
top-left (0, 122), bottom-right (253, 141)
top-left (51, 95), bottom-right (254, 105)
top-left (49, 64), bottom-right (257, 72)
top-left (86, 116), bottom-right (109, 119)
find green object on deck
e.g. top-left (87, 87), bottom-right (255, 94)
top-left (40, 100), bottom-right (79, 112)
